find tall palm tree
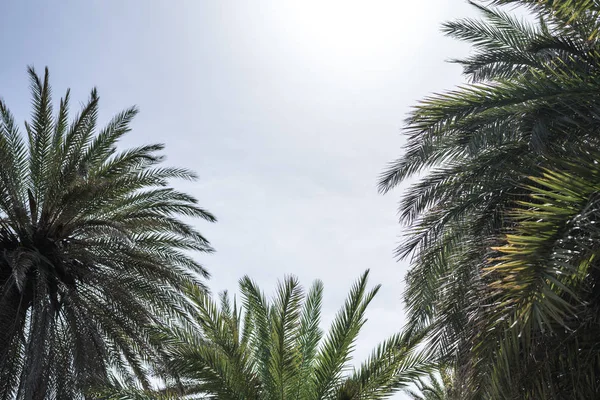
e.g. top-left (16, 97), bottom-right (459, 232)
top-left (100, 270), bottom-right (433, 400)
top-left (379, 1), bottom-right (600, 397)
top-left (0, 67), bottom-right (215, 399)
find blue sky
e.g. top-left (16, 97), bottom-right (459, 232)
top-left (1, 1), bottom-right (478, 397)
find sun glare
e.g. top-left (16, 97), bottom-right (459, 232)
top-left (276, 0), bottom-right (414, 70)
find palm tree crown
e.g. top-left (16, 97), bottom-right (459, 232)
top-left (0, 67), bottom-right (215, 399)
top-left (104, 270), bottom-right (432, 400)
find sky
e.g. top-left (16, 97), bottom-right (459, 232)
top-left (1, 1), bottom-right (480, 398)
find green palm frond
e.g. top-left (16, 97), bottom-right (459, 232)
top-left (443, 2), bottom-right (543, 82)
top-left (491, 0), bottom-right (600, 32)
top-left (290, 280), bottom-right (324, 400)
top-left (346, 328), bottom-right (434, 400)
top-left (269, 276), bottom-right (304, 400)
top-left (312, 270), bottom-right (380, 400)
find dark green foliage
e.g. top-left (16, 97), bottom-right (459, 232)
top-left (0, 67), bottom-right (215, 399)
top-left (381, 1), bottom-right (600, 398)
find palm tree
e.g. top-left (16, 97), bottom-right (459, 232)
top-left (100, 270), bottom-right (433, 400)
top-left (379, 1), bottom-right (600, 397)
top-left (0, 67), bottom-right (215, 399)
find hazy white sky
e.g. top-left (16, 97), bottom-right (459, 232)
top-left (1, 1), bottom-right (480, 398)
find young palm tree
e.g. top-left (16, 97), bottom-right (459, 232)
top-left (0, 67), bottom-right (215, 399)
top-left (101, 270), bottom-right (433, 400)
top-left (380, 1), bottom-right (600, 397)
